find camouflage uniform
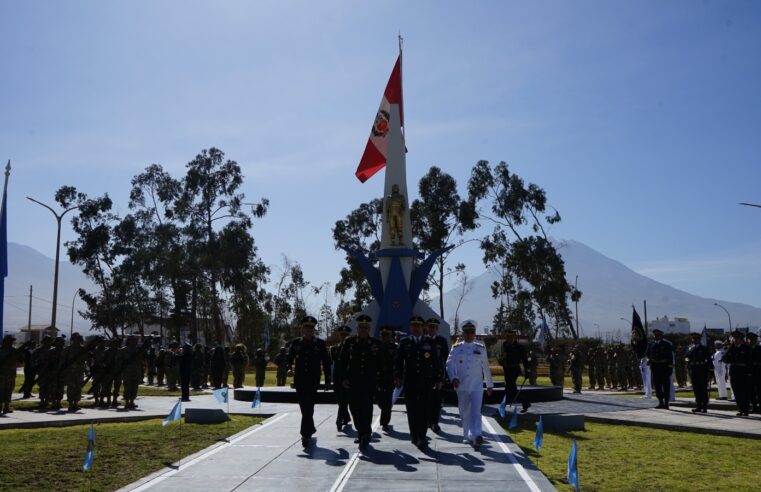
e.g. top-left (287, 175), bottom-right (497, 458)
top-left (165, 343), bottom-right (179, 391)
top-left (231, 345), bottom-right (249, 388)
top-left (119, 336), bottom-right (145, 409)
top-left (0, 335), bottom-right (24, 413)
top-left (616, 344), bottom-right (631, 391)
top-left (46, 338), bottom-right (66, 409)
top-left (586, 346), bottom-right (597, 390)
top-left (606, 346), bottom-right (618, 389)
top-left (595, 346), bottom-right (606, 390)
top-left (60, 334), bottom-right (88, 411)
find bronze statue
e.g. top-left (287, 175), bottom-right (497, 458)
top-left (385, 184), bottom-right (405, 246)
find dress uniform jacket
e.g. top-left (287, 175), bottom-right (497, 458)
top-left (339, 336), bottom-right (386, 439)
top-left (394, 335), bottom-right (442, 443)
top-left (685, 342), bottom-right (712, 411)
top-left (446, 339), bottom-right (493, 441)
top-left (287, 336), bottom-right (331, 438)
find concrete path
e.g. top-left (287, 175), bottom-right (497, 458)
top-left (120, 406), bottom-right (555, 492)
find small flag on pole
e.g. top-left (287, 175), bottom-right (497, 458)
top-left (508, 406), bottom-right (519, 430)
top-left (213, 387), bottom-right (229, 404)
top-left (534, 416), bottom-right (544, 452)
top-left (251, 387), bottom-right (261, 408)
top-left (162, 399), bottom-right (182, 426)
top-left (567, 439), bottom-right (579, 491)
top-left (82, 422), bottom-right (95, 471)
top-left (263, 319), bottom-right (271, 351)
top-left (497, 394), bottom-right (507, 419)
top-left (391, 386), bottom-right (403, 406)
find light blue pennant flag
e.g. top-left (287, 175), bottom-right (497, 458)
top-left (567, 439), bottom-right (579, 491)
top-left (534, 415), bottom-right (544, 452)
top-left (251, 387), bottom-right (261, 408)
top-left (498, 394), bottom-right (507, 419)
top-left (508, 406), bottom-right (519, 430)
top-left (162, 399), bottom-right (182, 426)
top-left (82, 422), bottom-right (95, 471)
top-left (213, 387), bottom-right (229, 404)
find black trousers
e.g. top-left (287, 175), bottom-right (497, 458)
top-left (405, 388), bottom-right (431, 442)
top-left (180, 370), bottom-right (191, 401)
top-left (690, 369), bottom-right (709, 410)
top-left (504, 368), bottom-right (528, 410)
top-left (349, 389), bottom-right (375, 438)
top-left (730, 372), bottom-right (751, 414)
top-left (296, 386), bottom-right (318, 437)
top-left (751, 369), bottom-right (761, 410)
top-left (652, 366), bottom-right (671, 406)
top-left (376, 388), bottom-right (393, 426)
top-left (335, 386), bottom-right (351, 424)
top-left (21, 368), bottom-right (36, 397)
top-left (428, 386), bottom-right (443, 426)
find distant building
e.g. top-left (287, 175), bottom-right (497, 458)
top-left (11, 324), bottom-right (60, 344)
top-left (649, 316), bottom-right (690, 335)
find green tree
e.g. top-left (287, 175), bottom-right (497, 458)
top-left (467, 160), bottom-right (579, 338)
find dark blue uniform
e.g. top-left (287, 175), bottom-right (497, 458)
top-left (377, 339), bottom-right (398, 427)
top-left (722, 343), bottom-right (753, 416)
top-left (647, 338), bottom-right (674, 409)
top-left (685, 342), bottom-right (712, 412)
top-left (501, 341), bottom-right (530, 412)
top-left (331, 343), bottom-right (351, 429)
top-left (428, 334), bottom-right (449, 430)
top-left (287, 337), bottom-right (331, 438)
top-left (339, 336), bottom-right (387, 444)
top-left (394, 336), bottom-right (442, 447)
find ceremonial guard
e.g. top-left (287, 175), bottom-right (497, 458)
top-left (425, 317), bottom-right (449, 433)
top-left (273, 347), bottom-right (288, 386)
top-left (722, 330), bottom-right (753, 416)
top-left (685, 332), bottom-right (712, 413)
top-left (586, 345), bottom-right (597, 390)
top-left (568, 345), bottom-right (583, 394)
top-left (594, 345), bottom-right (607, 390)
top-left (748, 332), bottom-right (761, 413)
top-left (647, 329), bottom-right (674, 409)
top-left (394, 315), bottom-right (442, 449)
top-left (0, 334), bottom-right (24, 414)
top-left (120, 335), bottom-right (145, 409)
top-left (712, 340), bottom-right (728, 400)
top-left (287, 315), bottom-right (332, 448)
top-left (331, 325), bottom-right (352, 431)
top-left (339, 314), bottom-right (386, 451)
top-left (60, 332), bottom-right (88, 411)
top-left (19, 339), bottom-right (36, 399)
top-left (500, 329), bottom-right (531, 413)
top-left (377, 326), bottom-right (398, 431)
top-left (446, 320), bottom-right (493, 448)
top-left (231, 344), bottom-right (249, 388)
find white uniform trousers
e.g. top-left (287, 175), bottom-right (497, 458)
top-left (640, 358), bottom-right (652, 399)
top-left (456, 389), bottom-right (483, 441)
top-left (714, 364), bottom-right (727, 399)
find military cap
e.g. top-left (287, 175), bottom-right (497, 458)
top-left (462, 320), bottom-right (477, 332)
top-left (426, 317), bottom-right (440, 326)
top-left (301, 315), bottom-right (318, 327)
top-left (356, 314), bottom-right (372, 324)
top-left (652, 328), bottom-right (664, 335)
top-left (337, 325), bottom-right (352, 334)
top-left (714, 340), bottom-right (723, 346)
top-left (409, 315), bottom-right (425, 325)
top-left (379, 325), bottom-right (394, 334)
top-left (690, 332), bottom-right (701, 338)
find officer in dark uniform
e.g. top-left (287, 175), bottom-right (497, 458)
top-left (501, 330), bottom-right (531, 413)
top-left (377, 325), bottom-right (398, 431)
top-left (331, 324), bottom-right (352, 431)
top-left (568, 345), bottom-right (583, 394)
top-left (685, 332), bottom-right (712, 413)
top-left (394, 315), bottom-right (442, 450)
top-left (339, 314), bottom-right (386, 451)
top-left (425, 317), bottom-right (449, 433)
top-left (748, 332), bottom-right (761, 413)
top-left (722, 330), bottom-right (753, 416)
top-left (287, 315), bottom-right (332, 448)
top-left (179, 341), bottom-right (194, 402)
top-left (647, 328), bottom-right (674, 409)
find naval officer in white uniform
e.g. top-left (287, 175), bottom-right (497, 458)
top-left (446, 320), bottom-right (493, 447)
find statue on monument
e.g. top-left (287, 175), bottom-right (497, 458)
top-left (385, 184), bottom-right (405, 246)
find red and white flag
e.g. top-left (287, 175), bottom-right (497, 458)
top-left (355, 55), bottom-right (404, 183)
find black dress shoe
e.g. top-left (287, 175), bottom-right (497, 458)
top-left (701, 408), bottom-right (707, 413)
top-left (354, 438), bottom-right (360, 443)
top-left (301, 437), bottom-right (310, 448)
top-left (431, 424), bottom-right (441, 433)
top-left (337, 423), bottom-right (343, 432)
top-left (691, 408), bottom-right (701, 413)
top-left (382, 424), bottom-right (390, 432)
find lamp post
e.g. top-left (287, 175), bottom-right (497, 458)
top-left (620, 317), bottom-right (632, 326)
top-left (70, 290), bottom-right (78, 338)
top-left (713, 302), bottom-right (732, 333)
top-left (26, 196), bottom-right (79, 330)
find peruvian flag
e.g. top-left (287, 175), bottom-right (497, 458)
top-left (355, 55), bottom-right (404, 183)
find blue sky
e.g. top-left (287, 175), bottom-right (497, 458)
top-left (2, 1), bottom-right (761, 313)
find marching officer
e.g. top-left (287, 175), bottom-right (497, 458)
top-left (339, 314), bottom-right (386, 451)
top-left (331, 325), bottom-right (352, 431)
top-left (685, 332), bottom-right (712, 413)
top-left (722, 330), bottom-right (753, 416)
top-left (394, 315), bottom-right (442, 450)
top-left (647, 328), bottom-right (674, 409)
top-left (446, 320), bottom-right (493, 448)
top-left (501, 330), bottom-right (531, 413)
top-left (748, 332), bottom-right (761, 413)
top-left (287, 315), bottom-right (332, 448)
top-left (377, 326), bottom-right (398, 431)
top-left (425, 317), bottom-right (449, 433)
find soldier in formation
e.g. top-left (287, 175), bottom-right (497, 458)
top-left (425, 317), bottom-right (449, 433)
top-left (376, 326), bottom-right (397, 431)
top-left (231, 344), bottom-right (249, 388)
top-left (273, 347), bottom-right (288, 386)
top-left (568, 345), bottom-right (583, 394)
top-left (685, 331), bottom-right (712, 413)
top-left (0, 334), bottom-right (27, 414)
top-left (394, 315), bottom-right (443, 450)
top-left (331, 324), bottom-right (352, 431)
top-left (748, 332), bottom-right (761, 413)
top-left (547, 347), bottom-right (565, 387)
top-left (647, 328), bottom-right (674, 409)
top-left (586, 345), bottom-right (597, 390)
top-left (338, 314), bottom-right (386, 451)
top-left (595, 345), bottom-right (607, 390)
top-left (722, 330), bottom-right (753, 416)
top-left (526, 347), bottom-right (539, 385)
top-left (674, 344), bottom-right (687, 388)
top-left (287, 315), bottom-right (332, 448)
top-left (252, 348), bottom-right (268, 388)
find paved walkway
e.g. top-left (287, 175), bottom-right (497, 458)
top-left (119, 405), bottom-right (554, 492)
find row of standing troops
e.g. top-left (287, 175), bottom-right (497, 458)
top-left (286, 314), bottom-right (449, 451)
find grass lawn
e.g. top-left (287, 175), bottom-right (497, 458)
top-left (0, 415), bottom-right (265, 491)
top-left (504, 419), bottom-right (761, 492)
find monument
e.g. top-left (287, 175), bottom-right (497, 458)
top-left (343, 46), bottom-right (452, 340)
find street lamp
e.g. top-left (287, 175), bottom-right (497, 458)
top-left (713, 302), bottom-right (732, 333)
top-left (26, 196), bottom-right (79, 330)
top-left (70, 290), bottom-right (78, 338)
top-left (620, 317), bottom-right (632, 326)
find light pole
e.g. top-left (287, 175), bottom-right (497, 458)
top-left (70, 290), bottom-right (78, 338)
top-left (713, 302), bottom-right (732, 333)
top-left (26, 196), bottom-right (79, 330)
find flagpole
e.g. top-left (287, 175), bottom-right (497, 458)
top-left (178, 398), bottom-right (182, 469)
top-left (397, 34), bottom-right (404, 140)
top-left (0, 160), bottom-right (10, 339)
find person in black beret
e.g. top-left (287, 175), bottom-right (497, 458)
top-left (287, 315), bottom-right (332, 447)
